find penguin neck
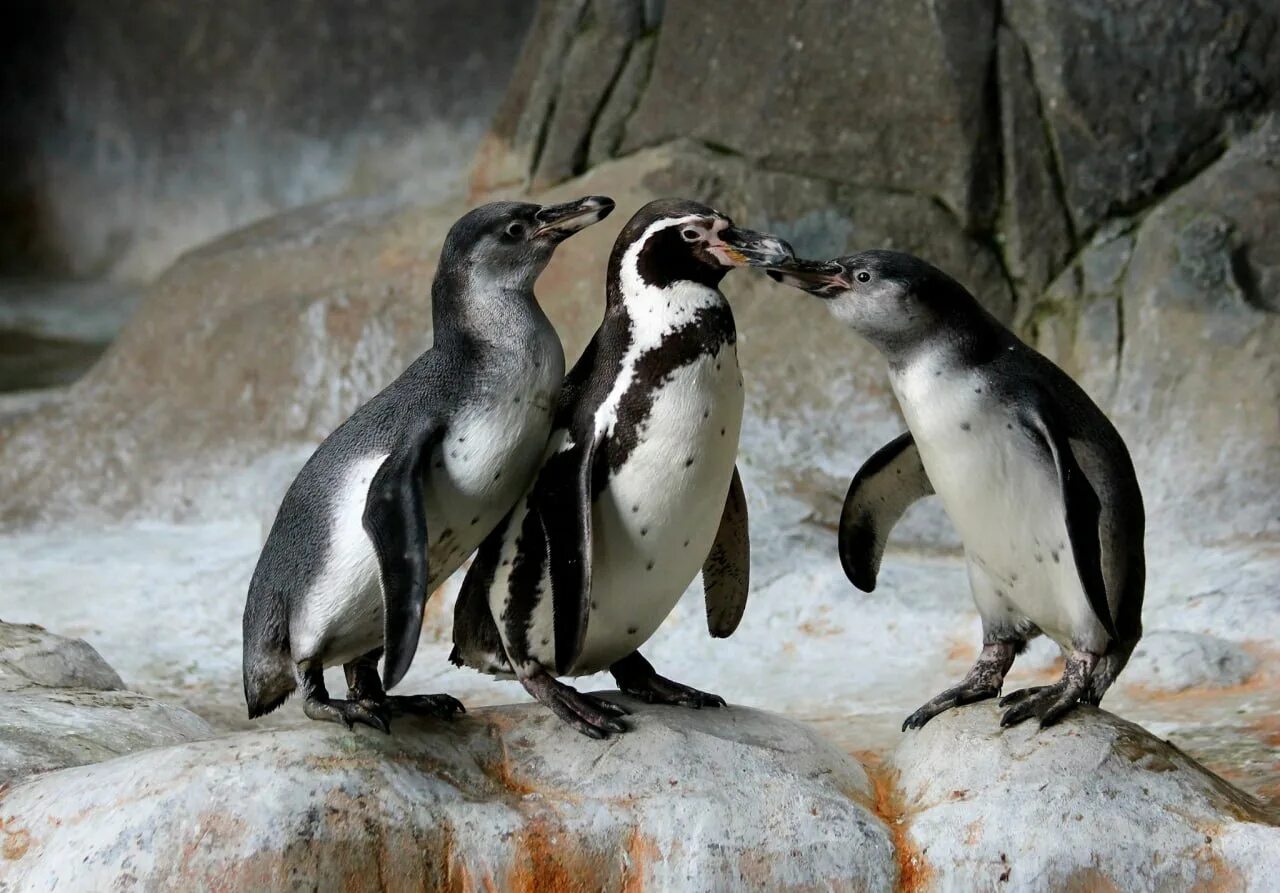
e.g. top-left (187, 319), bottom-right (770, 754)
top-left (606, 244), bottom-right (728, 338)
top-left (883, 313), bottom-right (1008, 386)
top-left (431, 269), bottom-right (553, 355)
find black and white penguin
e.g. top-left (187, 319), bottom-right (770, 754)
top-left (450, 199), bottom-right (793, 738)
top-left (242, 195), bottom-right (615, 732)
top-left (767, 250), bottom-right (1145, 730)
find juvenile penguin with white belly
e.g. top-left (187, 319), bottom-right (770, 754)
top-left (242, 196), bottom-right (614, 731)
top-left (451, 199), bottom-right (793, 737)
top-left (768, 250), bottom-right (1145, 729)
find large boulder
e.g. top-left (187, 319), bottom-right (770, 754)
top-left (1026, 118), bottom-right (1280, 545)
top-left (889, 703), bottom-right (1280, 891)
top-left (0, 700), bottom-right (896, 891)
top-left (1005, 0), bottom-right (1280, 236)
top-left (0, 622), bottom-right (212, 783)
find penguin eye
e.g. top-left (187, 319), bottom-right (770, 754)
top-left (680, 228), bottom-right (701, 242)
top-left (505, 222), bottom-right (527, 239)
top-left (856, 271), bottom-right (872, 283)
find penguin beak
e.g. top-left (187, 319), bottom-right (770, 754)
top-left (532, 195), bottom-right (615, 240)
top-left (765, 258), bottom-right (851, 298)
top-left (707, 226), bottom-right (795, 268)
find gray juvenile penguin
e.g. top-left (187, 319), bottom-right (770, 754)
top-left (450, 199), bottom-right (793, 738)
top-left (767, 250), bottom-right (1145, 730)
top-left (242, 195), bottom-right (615, 731)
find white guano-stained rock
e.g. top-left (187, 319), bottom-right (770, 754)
top-left (0, 699), bottom-right (896, 892)
top-left (888, 703), bottom-right (1280, 892)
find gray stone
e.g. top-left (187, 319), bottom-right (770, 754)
top-left (1006, 0), bottom-right (1280, 235)
top-left (0, 622), bottom-right (123, 693)
top-left (890, 703), bottom-right (1280, 891)
top-left (0, 700), bottom-right (895, 891)
top-left (532, 0), bottom-right (646, 188)
top-left (586, 34), bottom-right (658, 168)
top-left (0, 688), bottom-right (212, 784)
top-left (1112, 120), bottom-right (1280, 544)
top-left (620, 0), bottom-right (1001, 229)
top-left (1126, 630), bottom-right (1259, 693)
top-left (1, 0), bottom-right (534, 281)
top-left (996, 26), bottom-right (1074, 299)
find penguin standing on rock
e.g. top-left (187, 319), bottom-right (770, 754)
top-left (451, 199), bottom-right (794, 738)
top-left (767, 250), bottom-right (1145, 730)
top-left (242, 196), bottom-right (615, 732)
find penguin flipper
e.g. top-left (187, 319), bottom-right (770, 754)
top-left (1018, 393), bottom-right (1122, 643)
top-left (363, 423), bottom-right (444, 690)
top-left (839, 432), bottom-right (934, 592)
top-left (703, 465), bottom-right (750, 638)
top-left (537, 430), bottom-right (598, 674)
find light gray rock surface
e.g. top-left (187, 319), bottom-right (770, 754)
top-left (0, 700), bottom-right (895, 892)
top-left (0, 622), bottom-right (212, 783)
top-left (1126, 630), bottom-right (1259, 693)
top-left (0, 621), bottom-right (123, 692)
top-left (890, 703), bottom-right (1280, 892)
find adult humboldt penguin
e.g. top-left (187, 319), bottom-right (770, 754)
top-left (242, 195), bottom-right (615, 732)
top-left (768, 249), bottom-right (1145, 730)
top-left (450, 199), bottom-right (793, 738)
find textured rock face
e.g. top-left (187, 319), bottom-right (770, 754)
top-left (0, 701), bottom-right (895, 892)
top-left (0, 622), bottom-right (212, 782)
top-left (1027, 119), bottom-right (1280, 545)
top-left (0, 621), bottom-right (123, 692)
top-left (0, 0), bottom-right (533, 281)
top-left (890, 704), bottom-right (1280, 892)
top-left (1006, 0), bottom-right (1280, 236)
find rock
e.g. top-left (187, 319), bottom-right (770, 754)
top-left (0, 688), bottom-right (212, 784)
top-left (1005, 0), bottom-right (1280, 235)
top-left (0, 621), bottom-right (124, 693)
top-left (2, 1), bottom-right (534, 282)
top-left (890, 703), bottom-right (1280, 890)
top-left (996, 26), bottom-right (1075, 299)
top-left (620, 0), bottom-right (1001, 229)
top-left (1125, 630), bottom-right (1259, 693)
top-left (0, 700), bottom-right (896, 891)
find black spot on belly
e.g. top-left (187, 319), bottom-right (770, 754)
top-left (703, 410), bottom-right (710, 419)
top-left (1051, 550), bottom-right (1060, 563)
top-left (1010, 573), bottom-right (1019, 583)
top-left (974, 387), bottom-right (982, 394)
top-left (470, 516), bottom-right (480, 525)
top-left (627, 626), bottom-right (638, 635)
top-left (632, 504), bottom-right (640, 513)
top-left (541, 638), bottom-right (549, 646)
top-left (458, 436), bottom-right (466, 443)
top-left (640, 527), bottom-right (648, 537)
top-left (720, 427), bottom-right (726, 436)
top-left (591, 600), bottom-right (598, 610)
top-left (513, 396), bottom-right (522, 404)
top-left (960, 422), bottom-right (971, 431)
top-left (683, 540), bottom-right (690, 548)
top-left (493, 470), bottom-right (502, 481)
top-left (450, 451), bottom-right (458, 459)
top-left (684, 458), bottom-right (694, 467)
top-left (1006, 423), bottom-right (1013, 430)
top-left (646, 560), bottom-right (655, 571)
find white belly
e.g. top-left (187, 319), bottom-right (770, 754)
top-left (568, 347), bottom-right (744, 674)
top-left (893, 361), bottom-right (1101, 650)
top-left (293, 371), bottom-right (560, 668)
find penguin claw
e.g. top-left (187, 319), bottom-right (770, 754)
top-left (618, 676), bottom-right (726, 709)
top-left (304, 697), bottom-right (392, 734)
top-left (902, 683), bottom-right (1002, 732)
top-left (999, 684), bottom-right (1082, 728)
top-left (387, 693), bottom-right (467, 718)
top-left (998, 685), bottom-right (1048, 708)
top-left (521, 671), bottom-right (631, 738)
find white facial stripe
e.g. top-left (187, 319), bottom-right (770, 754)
top-left (594, 215), bottom-right (729, 441)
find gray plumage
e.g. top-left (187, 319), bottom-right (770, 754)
top-left (242, 196), bottom-right (613, 731)
top-left (769, 249), bottom-right (1145, 731)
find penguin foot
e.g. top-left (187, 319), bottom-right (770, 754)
top-left (303, 696), bottom-right (392, 734)
top-left (386, 693), bottom-right (467, 719)
top-left (1000, 650), bottom-right (1098, 728)
top-left (521, 670), bottom-right (630, 739)
top-left (610, 651), bottom-right (726, 709)
top-left (902, 683), bottom-right (1000, 731)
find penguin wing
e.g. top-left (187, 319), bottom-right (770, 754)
top-left (363, 423), bottom-right (444, 690)
top-left (1018, 391), bottom-right (1122, 642)
top-left (839, 432), bottom-right (934, 592)
top-left (703, 465), bottom-right (750, 637)
top-left (535, 428), bottom-right (600, 673)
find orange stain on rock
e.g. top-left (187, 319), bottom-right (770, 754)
top-left (865, 764), bottom-right (934, 893)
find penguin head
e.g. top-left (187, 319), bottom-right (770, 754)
top-left (611, 199), bottom-right (794, 293)
top-left (766, 249), bottom-right (978, 351)
top-left (441, 196), bottom-right (615, 291)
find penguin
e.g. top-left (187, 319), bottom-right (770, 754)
top-left (242, 195), bottom-right (615, 732)
top-left (766, 250), bottom-right (1145, 730)
top-left (450, 199), bottom-right (793, 738)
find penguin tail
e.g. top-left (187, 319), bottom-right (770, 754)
top-left (242, 585), bottom-right (297, 718)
